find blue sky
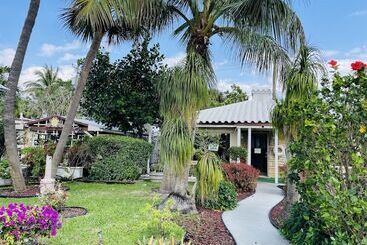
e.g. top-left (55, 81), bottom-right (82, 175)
top-left (0, 0), bottom-right (367, 93)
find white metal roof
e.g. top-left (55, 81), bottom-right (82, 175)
top-left (197, 89), bottom-right (274, 124)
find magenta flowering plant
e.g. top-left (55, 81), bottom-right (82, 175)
top-left (0, 203), bottom-right (62, 244)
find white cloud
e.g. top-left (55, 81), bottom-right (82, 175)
top-left (0, 48), bottom-right (15, 66)
top-left (163, 52), bottom-right (185, 67)
top-left (322, 49), bottom-right (340, 58)
top-left (350, 10), bottom-right (367, 17)
top-left (39, 40), bottom-right (81, 57)
top-left (58, 53), bottom-right (82, 63)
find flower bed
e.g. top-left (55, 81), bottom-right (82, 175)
top-left (0, 203), bottom-right (62, 244)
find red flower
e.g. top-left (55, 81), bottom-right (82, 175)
top-left (328, 60), bottom-right (338, 68)
top-left (351, 61), bottom-right (366, 71)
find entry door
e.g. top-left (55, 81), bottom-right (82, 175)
top-left (251, 133), bottom-right (268, 175)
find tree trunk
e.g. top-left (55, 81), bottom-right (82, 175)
top-left (50, 32), bottom-right (104, 177)
top-left (160, 164), bottom-right (190, 196)
top-left (3, 0), bottom-right (40, 192)
top-left (285, 178), bottom-right (300, 210)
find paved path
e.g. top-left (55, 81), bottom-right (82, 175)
top-left (222, 182), bottom-right (289, 245)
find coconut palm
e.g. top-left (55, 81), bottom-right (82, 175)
top-left (50, 0), bottom-right (143, 179)
top-left (272, 45), bottom-right (326, 208)
top-left (3, 0), bottom-right (40, 192)
top-left (25, 66), bottom-right (66, 97)
top-left (152, 0), bottom-right (305, 196)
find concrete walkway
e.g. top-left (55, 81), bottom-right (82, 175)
top-left (222, 182), bottom-right (289, 245)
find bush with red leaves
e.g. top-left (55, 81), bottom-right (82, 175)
top-left (222, 163), bottom-right (260, 192)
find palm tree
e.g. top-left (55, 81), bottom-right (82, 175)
top-left (272, 45), bottom-right (326, 209)
top-left (50, 0), bottom-right (142, 179)
top-left (151, 0), bottom-right (305, 196)
top-left (3, 0), bottom-right (40, 192)
top-left (25, 66), bottom-right (63, 97)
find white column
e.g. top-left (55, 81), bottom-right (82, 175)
top-left (247, 128), bottom-right (252, 165)
top-left (146, 125), bottom-right (152, 174)
top-left (274, 129), bottom-right (279, 184)
top-left (236, 127), bottom-right (241, 163)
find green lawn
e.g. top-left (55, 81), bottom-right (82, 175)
top-left (2, 181), bottom-right (160, 245)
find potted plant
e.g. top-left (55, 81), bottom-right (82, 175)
top-left (56, 144), bottom-right (87, 180)
top-left (0, 159), bottom-right (11, 186)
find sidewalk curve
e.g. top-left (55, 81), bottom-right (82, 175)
top-left (222, 182), bottom-right (289, 245)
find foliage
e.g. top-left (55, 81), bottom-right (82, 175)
top-left (228, 147), bottom-right (247, 161)
top-left (0, 159), bottom-right (10, 179)
top-left (195, 151), bottom-right (223, 205)
top-left (207, 85), bottom-right (248, 108)
top-left (81, 36), bottom-right (165, 135)
top-left (281, 62), bottom-right (367, 244)
top-left (194, 130), bottom-right (221, 158)
top-left (139, 199), bottom-right (185, 242)
top-left (138, 236), bottom-right (191, 245)
top-left (282, 202), bottom-right (330, 245)
top-left (22, 146), bottom-right (46, 178)
top-left (39, 184), bottom-right (68, 211)
top-left (84, 135), bottom-right (152, 181)
top-left (0, 203), bottom-right (61, 244)
top-left (0, 66), bottom-right (8, 158)
top-left (204, 180), bottom-right (237, 211)
top-left (23, 66), bottom-right (74, 117)
top-left (222, 163), bottom-right (259, 192)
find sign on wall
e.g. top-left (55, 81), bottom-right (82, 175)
top-left (208, 143), bottom-right (219, 152)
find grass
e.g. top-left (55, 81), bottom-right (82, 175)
top-left (1, 181), bottom-right (160, 245)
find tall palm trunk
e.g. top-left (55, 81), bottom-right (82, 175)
top-left (4, 0), bottom-right (40, 192)
top-left (160, 164), bottom-right (190, 196)
top-left (51, 32), bottom-right (104, 177)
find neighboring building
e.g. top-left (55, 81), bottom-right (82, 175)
top-left (16, 115), bottom-right (124, 148)
top-left (197, 89), bottom-right (286, 182)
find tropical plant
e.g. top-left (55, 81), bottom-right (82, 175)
top-left (222, 84), bottom-right (248, 105)
top-left (39, 183), bottom-right (68, 211)
top-left (22, 146), bottom-right (46, 178)
top-left (155, 0), bottom-right (305, 198)
top-left (272, 45), bottom-right (326, 208)
top-left (196, 151), bottom-right (223, 205)
top-left (280, 61), bottom-right (367, 244)
top-left (81, 35), bottom-right (165, 135)
top-left (0, 159), bottom-right (10, 179)
top-left (3, 0), bottom-right (40, 192)
top-left (50, 0), bottom-right (146, 182)
top-left (24, 66), bottom-right (74, 117)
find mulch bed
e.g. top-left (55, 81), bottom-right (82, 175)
top-left (179, 191), bottom-right (254, 245)
top-left (269, 185), bottom-right (288, 229)
top-left (0, 185), bottom-right (70, 198)
top-left (60, 207), bottom-right (88, 218)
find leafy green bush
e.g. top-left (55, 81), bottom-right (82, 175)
top-left (139, 199), bottom-right (185, 242)
top-left (228, 147), bottom-right (247, 161)
top-left (22, 147), bottom-right (46, 177)
top-left (137, 237), bottom-right (191, 245)
top-left (0, 159), bottom-right (10, 179)
top-left (204, 181), bottom-right (237, 211)
top-left (85, 135), bottom-right (152, 181)
top-left (279, 62), bottom-right (367, 244)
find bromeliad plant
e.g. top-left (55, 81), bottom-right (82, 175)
top-left (0, 203), bottom-right (62, 244)
top-left (281, 60), bottom-right (367, 244)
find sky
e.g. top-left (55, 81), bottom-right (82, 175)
top-left (0, 0), bottom-right (367, 94)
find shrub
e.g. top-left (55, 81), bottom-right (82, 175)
top-left (22, 146), bottom-right (46, 178)
top-left (222, 163), bottom-right (259, 192)
top-left (0, 159), bottom-right (10, 179)
top-left (139, 200), bottom-right (185, 242)
top-left (205, 181), bottom-right (237, 211)
top-left (228, 147), bottom-right (247, 161)
top-left (89, 155), bottom-right (141, 181)
top-left (0, 203), bottom-right (62, 244)
top-left (83, 135), bottom-right (152, 181)
top-left (39, 184), bottom-right (68, 211)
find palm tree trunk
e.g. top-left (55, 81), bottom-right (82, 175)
top-left (160, 164), bottom-right (190, 196)
top-left (3, 0), bottom-right (40, 192)
top-left (51, 32), bottom-right (104, 177)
